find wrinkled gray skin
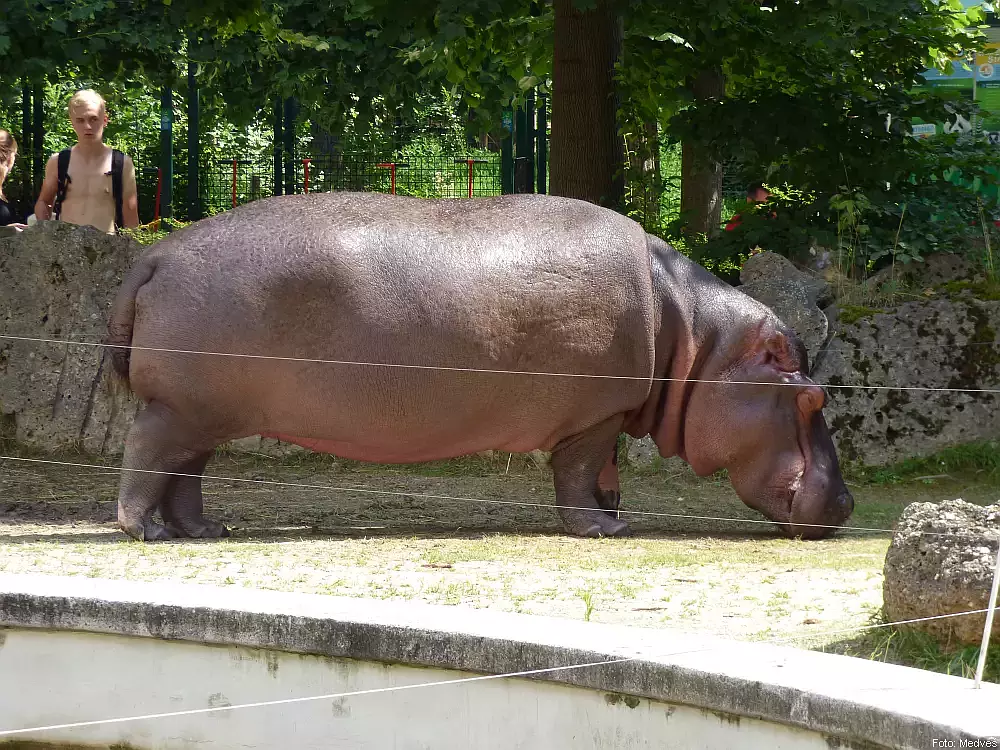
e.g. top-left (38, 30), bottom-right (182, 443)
top-left (105, 192), bottom-right (853, 542)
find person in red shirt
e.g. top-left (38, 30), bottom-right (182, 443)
top-left (725, 182), bottom-right (771, 231)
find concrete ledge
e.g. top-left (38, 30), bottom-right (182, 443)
top-left (1, 573), bottom-right (997, 748)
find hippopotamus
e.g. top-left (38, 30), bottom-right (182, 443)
top-left (104, 191), bottom-right (853, 542)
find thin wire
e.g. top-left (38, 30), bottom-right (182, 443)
top-left (0, 605), bottom-right (993, 738)
top-left (0, 656), bottom-right (635, 737)
top-left (12, 330), bottom-right (1000, 356)
top-left (2, 453), bottom-right (995, 541)
top-left (2, 334), bottom-right (999, 395)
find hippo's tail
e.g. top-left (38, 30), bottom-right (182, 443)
top-left (102, 253), bottom-right (159, 394)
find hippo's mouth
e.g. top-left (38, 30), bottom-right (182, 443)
top-left (783, 413), bottom-right (852, 539)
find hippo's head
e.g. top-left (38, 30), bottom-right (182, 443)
top-left (681, 325), bottom-right (853, 538)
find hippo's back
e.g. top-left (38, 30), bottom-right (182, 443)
top-left (128, 192), bottom-right (659, 457)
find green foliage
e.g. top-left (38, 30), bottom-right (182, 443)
top-left (702, 134), bottom-right (1000, 275)
top-left (838, 305), bottom-right (885, 325)
top-left (617, 0), bottom-right (989, 259)
top-left (2, 0), bottom-right (995, 283)
top-left (940, 278), bottom-right (1000, 300)
top-left (120, 216), bottom-right (191, 243)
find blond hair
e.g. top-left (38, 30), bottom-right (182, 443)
top-left (0, 129), bottom-right (17, 201)
top-left (68, 89), bottom-right (107, 118)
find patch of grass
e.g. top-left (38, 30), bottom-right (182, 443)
top-left (577, 589), bottom-right (596, 621)
top-left (847, 440), bottom-right (1000, 486)
top-left (423, 579), bottom-right (479, 605)
top-left (938, 278), bottom-right (1000, 301)
top-left (823, 616), bottom-right (1000, 684)
top-left (766, 591), bottom-right (791, 617)
top-left (838, 304), bottom-right (885, 325)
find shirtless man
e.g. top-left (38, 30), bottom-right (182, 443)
top-left (34, 89), bottom-right (139, 234)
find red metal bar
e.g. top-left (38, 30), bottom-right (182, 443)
top-left (455, 158), bottom-right (487, 198)
top-left (231, 159), bottom-right (238, 208)
top-left (302, 158), bottom-right (311, 194)
top-left (377, 162), bottom-right (398, 194)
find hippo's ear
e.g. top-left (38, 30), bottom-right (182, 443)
top-left (797, 385), bottom-right (826, 416)
top-left (751, 330), bottom-right (802, 373)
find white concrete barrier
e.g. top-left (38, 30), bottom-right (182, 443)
top-left (0, 574), bottom-right (997, 749)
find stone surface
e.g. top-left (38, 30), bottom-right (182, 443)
top-left (813, 295), bottom-right (1000, 466)
top-left (1, 573), bottom-right (999, 746)
top-left (0, 221), bottom-right (141, 455)
top-left (737, 252), bottom-right (833, 366)
top-left (623, 436), bottom-right (695, 476)
top-left (739, 251), bottom-right (833, 308)
top-left (883, 499), bottom-right (1000, 647)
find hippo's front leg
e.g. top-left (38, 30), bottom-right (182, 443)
top-left (159, 452), bottom-right (230, 539)
top-left (551, 418), bottom-right (631, 538)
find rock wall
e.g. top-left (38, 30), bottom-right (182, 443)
top-left (737, 252), bottom-right (1000, 468)
top-left (0, 222), bottom-right (140, 455)
top-left (814, 296), bottom-right (1000, 466)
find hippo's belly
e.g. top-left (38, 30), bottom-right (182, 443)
top-left (258, 431), bottom-right (534, 463)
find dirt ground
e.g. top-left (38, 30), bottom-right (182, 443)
top-left (1, 450), bottom-right (997, 652)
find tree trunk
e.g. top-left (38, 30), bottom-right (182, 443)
top-left (680, 68), bottom-right (725, 238)
top-left (549, 0), bottom-right (624, 210)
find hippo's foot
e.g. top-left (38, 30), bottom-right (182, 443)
top-left (595, 489), bottom-right (621, 519)
top-left (120, 517), bottom-right (178, 542)
top-left (164, 518), bottom-right (231, 539)
top-left (558, 506), bottom-right (632, 538)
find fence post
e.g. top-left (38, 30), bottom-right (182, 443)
top-left (159, 86), bottom-right (173, 219)
top-left (974, 543), bottom-right (1000, 688)
top-left (513, 93), bottom-right (535, 194)
top-left (536, 93), bottom-right (548, 195)
top-left (501, 108), bottom-right (514, 194)
top-left (186, 48), bottom-right (201, 221)
top-left (283, 97), bottom-right (298, 195)
top-left (231, 159), bottom-right (238, 208)
top-left (377, 162), bottom-right (397, 194)
top-left (455, 158), bottom-right (488, 198)
top-left (273, 96), bottom-right (283, 196)
top-left (302, 158), bottom-right (311, 193)
top-left (154, 168), bottom-right (162, 223)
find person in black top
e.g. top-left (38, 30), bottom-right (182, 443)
top-left (0, 129), bottom-right (27, 230)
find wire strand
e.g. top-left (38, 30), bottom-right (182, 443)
top-left (3, 453), bottom-right (997, 541)
top-left (10, 330), bottom-right (1000, 356)
top-left (2, 334), bottom-right (999, 395)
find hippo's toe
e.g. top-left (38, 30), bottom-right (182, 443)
top-left (120, 518), bottom-right (177, 542)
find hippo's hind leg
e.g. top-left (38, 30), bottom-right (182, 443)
top-left (551, 417), bottom-right (631, 538)
top-left (117, 402), bottom-right (218, 542)
top-left (159, 452), bottom-right (230, 539)
top-left (594, 442), bottom-right (621, 518)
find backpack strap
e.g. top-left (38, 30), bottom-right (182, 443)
top-left (110, 149), bottom-right (124, 231)
top-left (53, 148), bottom-right (72, 220)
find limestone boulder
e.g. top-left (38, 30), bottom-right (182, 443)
top-left (0, 221), bottom-right (141, 455)
top-left (883, 499), bottom-right (1000, 647)
top-left (737, 252), bottom-right (833, 366)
